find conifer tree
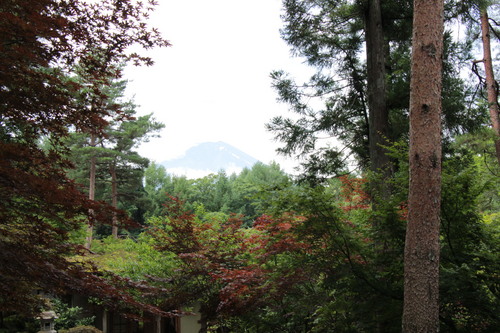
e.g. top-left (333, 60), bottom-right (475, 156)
top-left (403, 0), bottom-right (444, 330)
top-left (269, 0), bottom-right (482, 180)
top-left (478, 8), bottom-right (500, 165)
top-left (65, 77), bottom-right (163, 242)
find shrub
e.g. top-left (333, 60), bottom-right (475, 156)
top-left (61, 326), bottom-right (103, 333)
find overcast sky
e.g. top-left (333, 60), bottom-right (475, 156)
top-left (123, 0), bottom-right (313, 174)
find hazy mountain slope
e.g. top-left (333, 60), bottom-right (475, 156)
top-left (160, 141), bottom-right (259, 178)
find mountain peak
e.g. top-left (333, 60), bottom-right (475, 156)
top-left (160, 142), bottom-right (259, 178)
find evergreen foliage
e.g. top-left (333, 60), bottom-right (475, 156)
top-left (144, 162), bottom-right (291, 224)
top-left (63, 76), bottom-right (164, 236)
top-left (1, 0), bottom-right (499, 331)
top-left (268, 0), bottom-right (486, 179)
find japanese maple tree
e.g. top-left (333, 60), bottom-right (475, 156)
top-left (147, 195), bottom-right (310, 331)
top-left (0, 0), bottom-right (170, 316)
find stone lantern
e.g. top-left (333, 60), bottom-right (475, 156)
top-left (37, 311), bottom-right (59, 333)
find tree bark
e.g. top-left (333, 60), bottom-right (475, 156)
top-left (85, 133), bottom-right (97, 250)
top-left (365, 5), bottom-right (393, 330)
top-left (110, 162), bottom-right (119, 238)
top-left (365, 0), bottom-right (392, 211)
top-left (480, 9), bottom-right (500, 166)
top-left (365, 0), bottom-right (390, 177)
top-left (403, 0), bottom-right (444, 331)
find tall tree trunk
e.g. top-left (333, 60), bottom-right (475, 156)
top-left (480, 9), bottom-right (500, 166)
top-left (365, 0), bottom-right (392, 211)
top-left (110, 162), bottom-right (119, 238)
top-left (85, 133), bottom-right (97, 250)
top-left (403, 0), bottom-right (444, 331)
top-left (365, 4), bottom-right (392, 330)
top-left (365, 0), bottom-right (390, 178)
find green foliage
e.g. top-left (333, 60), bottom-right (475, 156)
top-left (268, 0), bottom-right (486, 180)
top-left (59, 326), bottom-right (103, 333)
top-left (57, 135), bottom-right (498, 332)
top-left (260, 4), bottom-right (498, 329)
top-left (144, 163), bottom-right (194, 217)
top-left (51, 298), bottom-right (95, 331)
top-left (0, 314), bottom-right (38, 333)
top-left (463, 131), bottom-right (500, 215)
top-left (89, 236), bottom-right (175, 281)
top-left (212, 139), bottom-right (498, 332)
top-left (215, 175), bottom-right (399, 332)
top-left (438, 147), bottom-right (500, 332)
top-left (62, 75), bottom-right (164, 237)
top-left (3, 0), bottom-right (495, 328)
top-left (143, 161), bottom-right (292, 225)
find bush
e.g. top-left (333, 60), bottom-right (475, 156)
top-left (60, 326), bottom-right (103, 333)
top-left (0, 314), bottom-right (38, 333)
top-left (52, 298), bottom-right (95, 330)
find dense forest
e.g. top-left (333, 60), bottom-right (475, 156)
top-left (1, 0), bottom-right (499, 333)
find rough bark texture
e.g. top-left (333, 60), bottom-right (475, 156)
top-left (403, 0), bottom-right (444, 331)
top-left (85, 133), bottom-right (97, 250)
top-left (480, 9), bottom-right (500, 166)
top-left (365, 0), bottom-right (390, 177)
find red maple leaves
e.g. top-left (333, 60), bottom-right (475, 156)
top-left (148, 196), bottom-right (310, 318)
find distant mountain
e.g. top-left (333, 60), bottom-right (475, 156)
top-left (160, 141), bottom-right (259, 178)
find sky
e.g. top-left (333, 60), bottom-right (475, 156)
top-left (123, 0), bottom-right (312, 174)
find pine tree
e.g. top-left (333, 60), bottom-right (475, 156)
top-left (65, 77), bottom-right (164, 242)
top-left (478, 8), bottom-right (500, 165)
top-left (269, 0), bottom-right (482, 180)
top-left (403, 0), bottom-right (444, 330)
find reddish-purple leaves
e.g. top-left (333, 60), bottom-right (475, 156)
top-left (149, 196), bottom-right (309, 318)
top-left (1, 0), bottom-right (169, 316)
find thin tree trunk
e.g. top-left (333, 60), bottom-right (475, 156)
top-left (365, 0), bottom-right (390, 178)
top-left (480, 9), bottom-right (500, 166)
top-left (198, 310), bottom-right (208, 333)
top-left (85, 133), bottom-right (97, 250)
top-left (110, 162), bottom-right (119, 238)
top-left (403, 0), bottom-right (444, 331)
